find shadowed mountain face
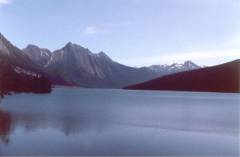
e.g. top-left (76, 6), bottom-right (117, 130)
top-left (0, 33), bottom-right (52, 95)
top-left (125, 60), bottom-right (240, 93)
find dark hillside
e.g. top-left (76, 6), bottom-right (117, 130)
top-left (125, 60), bottom-right (240, 93)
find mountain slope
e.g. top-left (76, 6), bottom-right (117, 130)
top-left (125, 60), bottom-right (240, 93)
top-left (0, 33), bottom-right (52, 95)
top-left (0, 34), bottom-right (39, 70)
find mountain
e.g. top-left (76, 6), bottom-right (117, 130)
top-left (149, 61), bottom-right (201, 75)
top-left (22, 44), bottom-right (51, 67)
top-left (23, 43), bottom-right (203, 88)
top-left (43, 42), bottom-right (159, 88)
top-left (125, 60), bottom-right (240, 93)
top-left (0, 33), bottom-right (52, 96)
top-left (4, 32), bottom-right (238, 92)
top-left (0, 33), bottom-right (40, 70)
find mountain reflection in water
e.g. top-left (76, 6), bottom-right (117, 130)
top-left (0, 110), bottom-right (11, 144)
top-left (0, 107), bottom-right (110, 141)
top-left (0, 88), bottom-right (238, 156)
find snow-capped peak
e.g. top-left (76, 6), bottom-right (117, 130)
top-left (149, 61), bottom-right (201, 74)
top-left (183, 60), bottom-right (199, 69)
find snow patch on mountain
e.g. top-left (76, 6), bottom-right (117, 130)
top-left (149, 61), bottom-right (201, 74)
top-left (14, 66), bottom-right (41, 78)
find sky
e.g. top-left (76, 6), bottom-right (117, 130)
top-left (0, 0), bottom-right (240, 67)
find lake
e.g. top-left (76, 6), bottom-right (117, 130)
top-left (0, 87), bottom-right (239, 156)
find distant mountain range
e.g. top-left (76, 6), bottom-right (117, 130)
top-left (2, 32), bottom-right (218, 91)
top-left (125, 60), bottom-right (240, 93)
top-left (148, 61), bottom-right (201, 75)
top-left (22, 43), bottom-right (156, 88)
top-left (20, 37), bottom-right (201, 88)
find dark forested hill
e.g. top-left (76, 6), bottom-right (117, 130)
top-left (125, 60), bottom-right (240, 93)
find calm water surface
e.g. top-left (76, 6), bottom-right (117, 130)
top-left (0, 87), bottom-right (239, 156)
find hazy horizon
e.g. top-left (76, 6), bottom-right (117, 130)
top-left (0, 0), bottom-right (239, 67)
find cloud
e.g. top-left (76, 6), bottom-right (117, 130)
top-left (84, 26), bottom-right (107, 35)
top-left (84, 22), bottom-right (132, 35)
top-left (0, 0), bottom-right (10, 5)
top-left (118, 49), bottom-right (240, 67)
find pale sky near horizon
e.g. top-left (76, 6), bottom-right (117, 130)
top-left (0, 0), bottom-right (240, 67)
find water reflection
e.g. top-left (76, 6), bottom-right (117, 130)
top-left (1, 103), bottom-right (238, 141)
top-left (0, 110), bottom-right (11, 144)
top-left (0, 88), bottom-right (238, 156)
top-left (22, 114), bottom-right (110, 135)
top-left (0, 109), bottom-right (110, 139)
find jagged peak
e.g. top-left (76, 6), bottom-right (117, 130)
top-left (0, 32), bottom-right (12, 54)
top-left (184, 60), bottom-right (195, 65)
top-left (97, 51), bottom-right (112, 61)
top-left (149, 60), bottom-right (201, 74)
top-left (61, 42), bottom-right (112, 60)
top-left (98, 51), bottom-right (107, 56)
top-left (64, 42), bottom-right (76, 50)
top-left (63, 42), bottom-right (90, 52)
top-left (0, 33), bottom-right (32, 56)
top-left (183, 60), bottom-right (200, 68)
top-left (0, 32), bottom-right (4, 39)
top-left (25, 44), bottom-right (40, 49)
top-left (65, 42), bottom-right (74, 47)
top-left (0, 33), bottom-right (13, 45)
top-left (65, 42), bottom-right (84, 49)
top-left (0, 33), bottom-right (8, 41)
top-left (24, 44), bottom-right (51, 52)
top-left (150, 60), bottom-right (199, 67)
top-left (56, 42), bottom-right (94, 57)
top-left (185, 60), bottom-right (194, 63)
